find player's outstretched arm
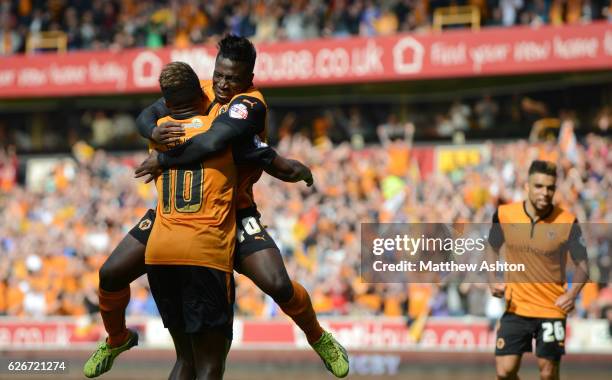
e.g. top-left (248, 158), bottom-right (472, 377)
top-left (231, 136), bottom-right (313, 186)
top-left (135, 98), bottom-right (184, 145)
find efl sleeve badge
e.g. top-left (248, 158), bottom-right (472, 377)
top-left (229, 103), bottom-right (249, 119)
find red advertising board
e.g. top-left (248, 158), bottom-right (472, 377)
top-left (0, 318), bottom-right (598, 352)
top-left (0, 23), bottom-right (610, 98)
top-left (0, 320), bottom-right (146, 347)
top-left (236, 319), bottom-right (498, 350)
top-left (0, 321), bottom-right (104, 347)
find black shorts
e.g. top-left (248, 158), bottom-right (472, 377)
top-left (146, 265), bottom-right (235, 340)
top-left (129, 207), bottom-right (279, 265)
top-left (235, 207), bottom-right (279, 262)
top-left (495, 312), bottom-right (566, 361)
top-left (128, 209), bottom-right (156, 245)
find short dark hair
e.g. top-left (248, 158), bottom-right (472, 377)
top-left (217, 35), bottom-right (257, 73)
top-left (528, 160), bottom-right (557, 177)
top-left (159, 62), bottom-right (202, 106)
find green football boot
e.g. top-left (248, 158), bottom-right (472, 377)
top-left (311, 330), bottom-right (349, 378)
top-left (83, 329), bottom-right (138, 378)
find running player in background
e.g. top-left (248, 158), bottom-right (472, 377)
top-left (488, 160), bottom-right (589, 380)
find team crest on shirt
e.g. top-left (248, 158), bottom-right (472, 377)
top-left (496, 338), bottom-right (505, 349)
top-left (139, 219), bottom-right (152, 231)
top-left (191, 118), bottom-right (203, 128)
top-left (229, 103), bottom-right (248, 119)
top-left (547, 229), bottom-right (557, 240)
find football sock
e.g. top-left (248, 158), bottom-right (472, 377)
top-left (99, 286), bottom-right (131, 347)
top-left (278, 281), bottom-right (324, 345)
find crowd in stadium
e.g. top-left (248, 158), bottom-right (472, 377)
top-left (0, 126), bottom-right (610, 322)
top-left (1, 0), bottom-right (612, 55)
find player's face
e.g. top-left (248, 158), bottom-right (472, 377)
top-left (212, 56), bottom-right (253, 105)
top-left (526, 173), bottom-right (556, 211)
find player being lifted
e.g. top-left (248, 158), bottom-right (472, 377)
top-left (488, 160), bottom-right (589, 380)
top-left (84, 36), bottom-right (349, 378)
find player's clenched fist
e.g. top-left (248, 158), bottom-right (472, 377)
top-left (152, 121), bottom-right (185, 145)
top-left (554, 292), bottom-right (576, 313)
top-left (289, 159), bottom-right (314, 187)
top-left (489, 283), bottom-right (506, 298)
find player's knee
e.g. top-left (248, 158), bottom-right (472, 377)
top-left (175, 346), bottom-right (194, 364)
top-left (98, 260), bottom-right (116, 290)
top-left (496, 365), bottom-right (519, 380)
top-left (175, 357), bottom-right (194, 371)
top-left (177, 356), bottom-right (194, 367)
top-left (99, 252), bottom-right (127, 291)
top-left (266, 273), bottom-right (293, 303)
top-left (196, 362), bottom-right (224, 380)
top-left (539, 364), bottom-right (557, 380)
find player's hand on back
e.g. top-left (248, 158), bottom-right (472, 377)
top-left (135, 150), bottom-right (162, 184)
top-left (151, 121), bottom-right (185, 145)
top-left (554, 292), bottom-right (576, 313)
top-left (489, 283), bottom-right (506, 298)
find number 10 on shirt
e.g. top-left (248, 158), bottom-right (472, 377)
top-left (161, 164), bottom-right (204, 214)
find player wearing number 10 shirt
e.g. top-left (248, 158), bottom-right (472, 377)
top-left (487, 160), bottom-right (589, 380)
top-left (83, 36), bottom-right (348, 379)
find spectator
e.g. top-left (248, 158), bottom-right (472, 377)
top-left (360, 0), bottom-right (381, 36)
top-left (449, 100), bottom-right (471, 133)
top-left (324, 0), bottom-right (355, 37)
top-left (377, 114), bottom-right (415, 146)
top-left (90, 111), bottom-right (114, 147)
top-left (474, 95), bottom-right (499, 130)
top-left (435, 113), bottom-right (454, 137)
top-left (594, 106), bottom-right (611, 136)
top-left (0, 145), bottom-right (17, 192)
top-left (500, 0), bottom-right (524, 26)
top-left (282, 4), bottom-right (307, 40)
top-left (1, 17), bottom-right (23, 55)
top-left (252, 2), bottom-right (281, 42)
top-left (374, 5), bottom-right (399, 35)
top-left (80, 11), bottom-right (96, 49)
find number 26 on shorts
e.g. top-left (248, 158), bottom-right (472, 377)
top-left (542, 321), bottom-right (565, 342)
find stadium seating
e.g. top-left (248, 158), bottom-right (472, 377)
top-left (1, 0), bottom-right (610, 55)
top-left (0, 135), bottom-right (609, 320)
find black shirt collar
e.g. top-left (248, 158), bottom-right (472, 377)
top-left (522, 201), bottom-right (554, 224)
